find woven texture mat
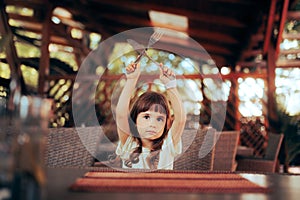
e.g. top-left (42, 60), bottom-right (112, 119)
top-left (70, 170), bottom-right (269, 193)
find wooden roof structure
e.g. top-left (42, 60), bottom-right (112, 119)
top-left (1, 0), bottom-right (295, 71)
top-left (49, 0), bottom-right (272, 67)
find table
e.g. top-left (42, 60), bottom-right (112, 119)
top-left (46, 167), bottom-right (300, 200)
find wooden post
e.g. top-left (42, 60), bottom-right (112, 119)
top-left (231, 77), bottom-right (240, 131)
top-left (38, 2), bottom-right (53, 96)
top-left (263, 0), bottom-right (277, 55)
top-left (0, 2), bottom-right (27, 94)
top-left (266, 0), bottom-right (289, 132)
top-left (267, 38), bottom-right (279, 133)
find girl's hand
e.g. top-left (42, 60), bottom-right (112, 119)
top-left (159, 63), bottom-right (176, 85)
top-left (125, 62), bottom-right (140, 80)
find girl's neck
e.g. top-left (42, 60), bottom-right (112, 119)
top-left (141, 138), bottom-right (153, 150)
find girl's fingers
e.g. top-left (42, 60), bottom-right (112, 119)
top-left (160, 65), bottom-right (176, 81)
top-left (159, 63), bottom-right (164, 68)
top-left (125, 62), bottom-right (140, 77)
top-left (126, 63), bottom-right (137, 72)
top-left (126, 66), bottom-right (132, 72)
top-left (162, 66), bottom-right (173, 77)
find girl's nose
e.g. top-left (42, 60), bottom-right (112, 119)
top-left (150, 119), bottom-right (156, 127)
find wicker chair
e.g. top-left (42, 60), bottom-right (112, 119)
top-left (45, 126), bottom-right (103, 167)
top-left (236, 133), bottom-right (284, 173)
top-left (174, 127), bottom-right (217, 171)
top-left (212, 131), bottom-right (239, 171)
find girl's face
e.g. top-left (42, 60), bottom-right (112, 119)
top-left (136, 109), bottom-right (167, 140)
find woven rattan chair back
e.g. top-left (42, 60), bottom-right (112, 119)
top-left (174, 127), bottom-right (217, 171)
top-left (45, 126), bottom-right (102, 167)
top-left (264, 133), bottom-right (284, 160)
top-left (213, 131), bottom-right (239, 171)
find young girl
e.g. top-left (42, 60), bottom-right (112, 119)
top-left (115, 61), bottom-right (186, 169)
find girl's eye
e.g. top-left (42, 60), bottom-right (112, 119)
top-left (157, 117), bottom-right (164, 122)
top-left (143, 115), bottom-right (150, 119)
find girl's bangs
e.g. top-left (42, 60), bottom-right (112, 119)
top-left (148, 104), bottom-right (166, 114)
top-left (133, 91), bottom-right (169, 117)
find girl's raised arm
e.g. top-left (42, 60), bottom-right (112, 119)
top-left (160, 65), bottom-right (186, 147)
top-left (116, 62), bottom-right (140, 145)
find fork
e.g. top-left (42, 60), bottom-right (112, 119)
top-left (147, 28), bottom-right (164, 49)
top-left (133, 28), bottom-right (163, 63)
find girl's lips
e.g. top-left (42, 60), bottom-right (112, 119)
top-left (146, 130), bottom-right (157, 135)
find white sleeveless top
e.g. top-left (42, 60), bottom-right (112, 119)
top-left (116, 130), bottom-right (182, 169)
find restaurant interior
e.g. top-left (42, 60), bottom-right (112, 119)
top-left (0, 0), bottom-right (300, 199)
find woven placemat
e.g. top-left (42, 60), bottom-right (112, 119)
top-left (69, 170), bottom-right (269, 193)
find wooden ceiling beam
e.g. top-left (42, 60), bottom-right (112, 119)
top-left (276, 59), bottom-right (300, 67)
top-left (157, 42), bottom-right (227, 65)
top-left (188, 28), bottom-right (238, 44)
top-left (10, 24), bottom-right (41, 33)
top-left (240, 49), bottom-right (263, 60)
top-left (199, 43), bottom-right (233, 56)
top-left (250, 33), bottom-right (265, 43)
top-left (208, 0), bottom-right (262, 5)
top-left (98, 13), bottom-right (152, 28)
top-left (91, 0), bottom-right (246, 28)
top-left (287, 11), bottom-right (300, 19)
top-left (236, 60), bottom-right (267, 68)
top-left (8, 18), bottom-right (43, 30)
top-left (282, 32), bottom-right (300, 39)
top-left (8, 13), bottom-right (42, 23)
top-left (279, 49), bottom-right (300, 55)
top-left (4, 0), bottom-right (44, 10)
